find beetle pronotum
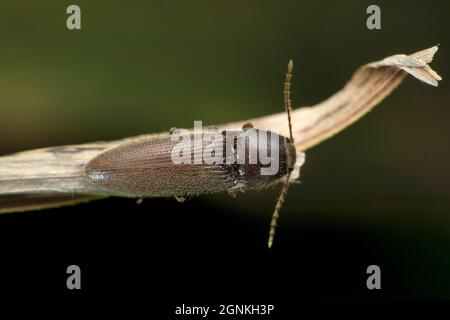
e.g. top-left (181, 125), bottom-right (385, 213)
top-left (85, 60), bottom-right (305, 248)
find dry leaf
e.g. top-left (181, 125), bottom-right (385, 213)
top-left (0, 47), bottom-right (441, 213)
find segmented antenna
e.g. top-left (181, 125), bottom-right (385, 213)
top-left (284, 59), bottom-right (295, 143)
top-left (267, 60), bottom-right (296, 249)
top-left (268, 172), bottom-right (292, 249)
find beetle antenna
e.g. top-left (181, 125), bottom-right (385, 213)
top-left (268, 172), bottom-right (292, 249)
top-left (284, 59), bottom-right (295, 143)
top-left (267, 60), bottom-right (296, 249)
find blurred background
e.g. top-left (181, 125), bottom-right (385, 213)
top-left (0, 0), bottom-right (449, 299)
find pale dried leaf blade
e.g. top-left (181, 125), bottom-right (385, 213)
top-left (367, 46), bottom-right (441, 86)
top-left (222, 46), bottom-right (441, 151)
top-left (0, 47), bottom-right (442, 213)
top-left (410, 45), bottom-right (439, 63)
top-left (399, 65), bottom-right (441, 86)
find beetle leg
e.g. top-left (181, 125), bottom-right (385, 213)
top-left (174, 196), bottom-right (187, 203)
top-left (169, 127), bottom-right (178, 134)
top-left (228, 190), bottom-right (238, 198)
top-left (227, 181), bottom-right (246, 198)
top-left (242, 121), bottom-right (254, 131)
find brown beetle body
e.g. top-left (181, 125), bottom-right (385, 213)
top-left (85, 128), bottom-right (298, 198)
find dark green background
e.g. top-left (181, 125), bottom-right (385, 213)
top-left (0, 0), bottom-right (449, 299)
